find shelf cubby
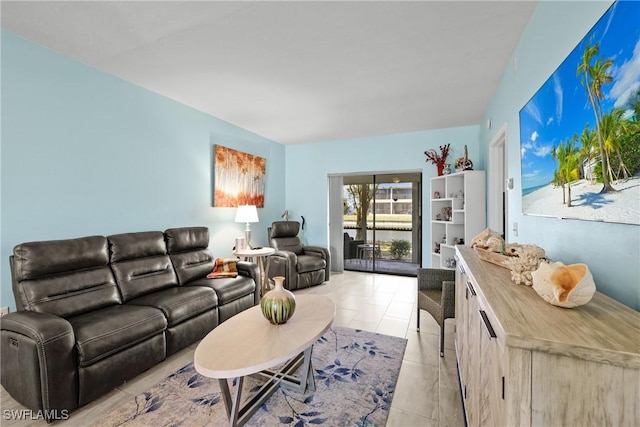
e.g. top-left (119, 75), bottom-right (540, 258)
top-left (429, 170), bottom-right (485, 269)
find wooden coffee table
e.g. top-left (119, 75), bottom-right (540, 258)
top-left (194, 294), bottom-right (335, 427)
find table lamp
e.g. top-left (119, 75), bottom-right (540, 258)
top-left (234, 205), bottom-right (259, 248)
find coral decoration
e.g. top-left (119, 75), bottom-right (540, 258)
top-left (502, 244), bottom-right (547, 286)
top-left (424, 144), bottom-right (451, 175)
top-left (472, 228), bottom-right (547, 286)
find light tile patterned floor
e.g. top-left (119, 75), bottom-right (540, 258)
top-left (1, 271), bottom-right (465, 427)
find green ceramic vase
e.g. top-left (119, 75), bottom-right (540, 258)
top-left (261, 276), bottom-right (296, 324)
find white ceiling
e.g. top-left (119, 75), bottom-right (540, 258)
top-left (1, 1), bottom-right (537, 145)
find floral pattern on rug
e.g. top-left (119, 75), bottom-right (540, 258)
top-left (90, 326), bottom-right (407, 427)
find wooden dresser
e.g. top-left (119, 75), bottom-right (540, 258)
top-left (454, 246), bottom-right (640, 427)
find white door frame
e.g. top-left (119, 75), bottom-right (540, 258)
top-left (488, 123), bottom-right (508, 236)
top-left (327, 175), bottom-right (345, 272)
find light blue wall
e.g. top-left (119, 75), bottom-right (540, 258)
top-left (480, 1), bottom-right (639, 310)
top-left (0, 32), bottom-right (285, 311)
top-left (285, 126), bottom-right (481, 267)
top-left (3, 1), bottom-right (637, 312)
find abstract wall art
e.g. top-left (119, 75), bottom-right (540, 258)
top-left (213, 145), bottom-right (265, 207)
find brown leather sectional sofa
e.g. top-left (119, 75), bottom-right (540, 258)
top-left (0, 226), bottom-right (259, 420)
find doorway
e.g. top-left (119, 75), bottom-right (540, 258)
top-left (342, 172), bottom-right (422, 276)
top-left (488, 124), bottom-right (508, 237)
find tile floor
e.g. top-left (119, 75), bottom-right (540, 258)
top-left (1, 270), bottom-right (465, 427)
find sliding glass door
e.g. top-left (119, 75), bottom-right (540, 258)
top-left (342, 172), bottom-right (421, 276)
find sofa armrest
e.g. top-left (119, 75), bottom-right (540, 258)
top-left (236, 260), bottom-right (261, 305)
top-left (303, 246), bottom-right (331, 281)
top-left (236, 260), bottom-right (259, 281)
top-left (1, 311), bottom-right (78, 416)
top-left (266, 250), bottom-right (298, 290)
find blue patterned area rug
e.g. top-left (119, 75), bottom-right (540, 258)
top-left (91, 326), bottom-right (407, 427)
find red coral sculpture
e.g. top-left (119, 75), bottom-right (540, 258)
top-left (424, 144), bottom-right (451, 176)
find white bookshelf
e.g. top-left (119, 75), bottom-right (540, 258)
top-left (430, 170), bottom-right (485, 269)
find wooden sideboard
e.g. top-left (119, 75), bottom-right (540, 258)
top-left (454, 246), bottom-right (640, 427)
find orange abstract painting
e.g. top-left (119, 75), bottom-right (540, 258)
top-left (214, 145), bottom-right (265, 207)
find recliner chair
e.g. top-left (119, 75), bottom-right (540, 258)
top-left (343, 232), bottom-right (365, 260)
top-left (266, 221), bottom-right (330, 290)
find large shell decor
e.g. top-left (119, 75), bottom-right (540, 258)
top-left (531, 261), bottom-right (596, 308)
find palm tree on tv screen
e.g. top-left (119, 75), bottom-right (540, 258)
top-left (577, 39), bottom-right (616, 193)
top-left (579, 124), bottom-right (597, 184)
top-left (601, 109), bottom-right (631, 181)
top-left (553, 136), bottom-right (580, 207)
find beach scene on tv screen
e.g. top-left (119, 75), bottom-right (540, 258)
top-left (519, 0), bottom-right (639, 225)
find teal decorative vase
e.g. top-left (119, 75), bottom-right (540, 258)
top-left (260, 276), bottom-right (296, 324)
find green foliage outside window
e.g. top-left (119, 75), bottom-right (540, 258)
top-left (389, 239), bottom-right (411, 260)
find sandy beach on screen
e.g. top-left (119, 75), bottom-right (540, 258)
top-left (522, 174), bottom-right (640, 224)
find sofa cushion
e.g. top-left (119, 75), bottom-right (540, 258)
top-left (108, 231), bottom-right (167, 263)
top-left (68, 305), bottom-right (167, 367)
top-left (109, 232), bottom-right (178, 302)
top-left (14, 267), bottom-right (121, 318)
top-left (270, 222), bottom-right (305, 255)
top-left (169, 250), bottom-right (214, 285)
top-left (188, 275), bottom-right (256, 305)
top-left (127, 286), bottom-right (217, 327)
top-left (165, 227), bottom-right (214, 285)
top-left (165, 227), bottom-right (209, 254)
top-left (13, 236), bottom-right (109, 280)
top-left (11, 237), bottom-right (121, 317)
top-left (111, 255), bottom-right (178, 302)
top-left (273, 238), bottom-right (305, 255)
top-left (296, 255), bottom-right (327, 274)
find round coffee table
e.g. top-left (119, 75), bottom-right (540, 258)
top-left (194, 294), bottom-right (335, 427)
top-left (233, 247), bottom-right (275, 296)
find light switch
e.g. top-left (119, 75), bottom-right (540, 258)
top-left (506, 178), bottom-right (514, 190)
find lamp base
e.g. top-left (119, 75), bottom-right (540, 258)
top-left (245, 224), bottom-right (252, 249)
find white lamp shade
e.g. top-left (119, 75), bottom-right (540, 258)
top-left (234, 205), bottom-right (259, 223)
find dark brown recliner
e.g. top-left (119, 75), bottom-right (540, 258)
top-left (0, 226), bottom-right (259, 421)
top-left (343, 232), bottom-right (365, 260)
top-left (266, 221), bottom-right (330, 290)
top-left (2, 235), bottom-right (172, 414)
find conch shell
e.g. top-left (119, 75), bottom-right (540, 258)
top-left (531, 261), bottom-right (595, 308)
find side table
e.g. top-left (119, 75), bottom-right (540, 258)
top-left (233, 247), bottom-right (275, 296)
top-left (357, 243), bottom-right (379, 269)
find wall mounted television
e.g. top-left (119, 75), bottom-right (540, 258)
top-left (519, 0), bottom-right (639, 225)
